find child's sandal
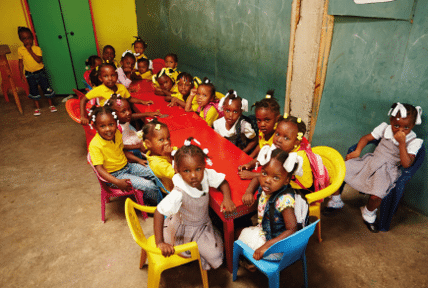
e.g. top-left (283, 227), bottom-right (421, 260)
top-left (239, 259), bottom-right (257, 272)
top-left (34, 109), bottom-right (41, 116)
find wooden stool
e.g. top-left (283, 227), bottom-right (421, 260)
top-left (0, 45), bottom-right (23, 114)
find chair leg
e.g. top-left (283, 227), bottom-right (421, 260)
top-left (101, 194), bottom-right (106, 223)
top-left (302, 254), bottom-right (308, 288)
top-left (232, 242), bottom-right (243, 281)
top-left (267, 273), bottom-right (280, 288)
top-left (315, 220), bottom-right (322, 243)
top-left (139, 248), bottom-right (147, 269)
top-left (198, 260), bottom-right (209, 288)
top-left (147, 263), bottom-right (161, 288)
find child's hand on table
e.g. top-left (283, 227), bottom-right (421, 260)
top-left (238, 170), bottom-right (256, 180)
top-left (220, 198), bottom-right (236, 214)
top-left (242, 193), bottom-right (256, 206)
top-left (140, 100), bottom-right (153, 105)
top-left (146, 111), bottom-right (163, 117)
top-left (80, 116), bottom-right (89, 125)
top-left (167, 97), bottom-right (179, 107)
top-left (116, 179), bottom-right (132, 191)
top-left (157, 242), bottom-right (175, 257)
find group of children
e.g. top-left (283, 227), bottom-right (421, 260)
top-left (21, 26), bottom-right (423, 273)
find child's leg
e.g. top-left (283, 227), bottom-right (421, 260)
top-left (37, 70), bottom-right (56, 111)
top-left (123, 163), bottom-right (161, 205)
top-left (26, 72), bottom-right (42, 115)
top-left (360, 195), bottom-right (381, 233)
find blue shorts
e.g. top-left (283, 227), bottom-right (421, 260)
top-left (25, 69), bottom-right (55, 100)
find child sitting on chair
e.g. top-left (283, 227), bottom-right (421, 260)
top-left (239, 147), bottom-right (308, 269)
top-left (88, 105), bottom-right (161, 205)
top-left (324, 102), bottom-right (423, 233)
top-left (153, 68), bottom-right (175, 100)
top-left (164, 53), bottom-right (179, 82)
top-left (117, 51), bottom-right (136, 88)
top-left (102, 45), bottom-right (118, 67)
top-left (131, 58), bottom-right (153, 81)
top-left (84, 55), bottom-right (102, 88)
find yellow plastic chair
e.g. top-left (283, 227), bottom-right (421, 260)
top-left (124, 198), bottom-right (209, 288)
top-left (305, 146), bottom-right (346, 242)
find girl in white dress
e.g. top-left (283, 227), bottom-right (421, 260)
top-left (154, 140), bottom-right (236, 270)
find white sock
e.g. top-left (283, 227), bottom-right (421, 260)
top-left (361, 206), bottom-right (377, 223)
top-left (326, 195), bottom-right (344, 208)
top-left (332, 195), bottom-right (342, 202)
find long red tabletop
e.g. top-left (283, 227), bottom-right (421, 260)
top-left (130, 81), bottom-right (256, 272)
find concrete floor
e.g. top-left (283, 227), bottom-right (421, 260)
top-left (1, 92), bottom-right (428, 288)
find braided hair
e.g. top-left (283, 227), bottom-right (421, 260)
top-left (174, 137), bottom-right (208, 168)
top-left (252, 89), bottom-right (280, 117)
top-left (142, 120), bottom-right (168, 141)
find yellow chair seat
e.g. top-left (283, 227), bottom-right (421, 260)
top-left (125, 198), bottom-right (209, 288)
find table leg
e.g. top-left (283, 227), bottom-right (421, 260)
top-left (0, 55), bottom-right (23, 114)
top-left (223, 219), bottom-right (235, 273)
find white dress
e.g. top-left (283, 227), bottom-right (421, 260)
top-left (213, 117), bottom-right (256, 150)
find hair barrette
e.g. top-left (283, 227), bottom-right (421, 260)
top-left (155, 124), bottom-right (161, 130)
top-left (241, 99), bottom-right (249, 112)
top-left (171, 150), bottom-right (177, 157)
top-left (284, 113), bottom-right (288, 118)
top-left (184, 139), bottom-right (191, 146)
top-left (206, 159), bottom-right (213, 166)
top-left (297, 118), bottom-right (302, 123)
top-left (122, 50), bottom-right (133, 58)
top-left (203, 148), bottom-right (209, 154)
top-left (265, 94), bottom-right (271, 99)
top-left (136, 130), bottom-right (143, 139)
top-left (297, 132), bottom-right (303, 141)
top-left (95, 66), bottom-right (99, 71)
top-left (204, 78), bottom-right (211, 84)
top-left (116, 99), bottom-right (122, 106)
top-left (112, 111), bottom-right (117, 119)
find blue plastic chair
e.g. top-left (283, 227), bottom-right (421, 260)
top-left (347, 140), bottom-right (425, 231)
top-left (232, 220), bottom-right (319, 288)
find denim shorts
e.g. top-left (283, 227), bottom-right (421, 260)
top-left (25, 69), bottom-right (55, 100)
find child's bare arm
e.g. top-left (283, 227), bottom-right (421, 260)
top-left (26, 46), bottom-right (42, 63)
top-left (124, 151), bottom-right (147, 166)
top-left (243, 138), bottom-right (258, 154)
top-left (94, 165), bottom-right (132, 191)
top-left (131, 111), bottom-right (163, 120)
top-left (248, 145), bottom-right (260, 159)
top-left (184, 89), bottom-right (197, 112)
top-left (395, 132), bottom-right (415, 168)
top-left (18, 59), bottom-right (25, 81)
top-left (242, 177), bottom-right (260, 206)
top-left (253, 208), bottom-right (297, 260)
top-left (154, 209), bottom-right (175, 257)
top-left (128, 96), bottom-right (153, 105)
top-left (80, 96), bottom-right (90, 125)
top-left (218, 180), bottom-right (236, 213)
top-left (167, 97), bottom-right (186, 108)
top-left (346, 133), bottom-right (376, 161)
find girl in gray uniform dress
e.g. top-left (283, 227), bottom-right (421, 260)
top-left (154, 140), bottom-right (236, 270)
top-left (325, 103), bottom-right (423, 232)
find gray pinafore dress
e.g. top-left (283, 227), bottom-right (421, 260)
top-left (163, 187), bottom-right (223, 270)
top-left (345, 137), bottom-right (408, 199)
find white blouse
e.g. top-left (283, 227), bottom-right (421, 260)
top-left (371, 122), bottom-right (423, 155)
top-left (213, 117), bottom-right (256, 139)
top-left (157, 169), bottom-right (225, 216)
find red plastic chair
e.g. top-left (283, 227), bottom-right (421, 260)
top-left (151, 58), bottom-right (165, 75)
top-left (65, 98), bottom-right (96, 147)
top-left (87, 153), bottom-right (148, 222)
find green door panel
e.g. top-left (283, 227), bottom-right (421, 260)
top-left (27, 0), bottom-right (77, 94)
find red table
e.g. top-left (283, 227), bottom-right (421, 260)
top-left (131, 86), bottom-right (256, 273)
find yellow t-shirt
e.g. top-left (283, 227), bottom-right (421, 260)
top-left (290, 147), bottom-right (313, 189)
top-left (88, 130), bottom-right (128, 173)
top-left (135, 70), bottom-right (153, 80)
top-left (135, 53), bottom-right (148, 61)
top-left (85, 83), bottom-right (131, 106)
top-left (191, 91), bottom-right (225, 113)
top-left (258, 131), bottom-right (275, 148)
top-left (146, 151), bottom-right (175, 192)
top-left (18, 46), bottom-right (44, 72)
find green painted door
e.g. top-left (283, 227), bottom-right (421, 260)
top-left (27, 0), bottom-right (97, 94)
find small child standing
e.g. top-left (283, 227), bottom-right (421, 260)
top-left (79, 63), bottom-right (153, 125)
top-left (240, 148), bottom-right (308, 262)
top-left (102, 45), bottom-right (119, 68)
top-left (88, 105), bottom-right (161, 205)
top-left (185, 78), bottom-right (223, 127)
top-left (324, 102), bottom-right (423, 233)
top-left (154, 142), bottom-right (236, 270)
top-left (116, 51), bottom-right (136, 88)
top-left (213, 90), bottom-right (257, 154)
top-left (17, 27), bottom-right (56, 116)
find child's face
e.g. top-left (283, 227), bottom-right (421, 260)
top-left (390, 115), bottom-right (415, 136)
top-left (94, 113), bottom-right (117, 141)
top-left (93, 58), bottom-right (103, 69)
top-left (121, 56), bottom-right (135, 73)
top-left (102, 47), bottom-right (115, 63)
top-left (165, 56), bottom-right (177, 69)
top-left (113, 100), bottom-right (132, 124)
top-left (137, 61), bottom-right (149, 74)
top-left (144, 127), bottom-right (172, 157)
top-left (223, 99), bottom-right (242, 128)
top-left (177, 77), bottom-right (193, 96)
top-left (273, 121), bottom-right (300, 152)
top-left (176, 155), bottom-right (205, 190)
top-left (98, 66), bottom-right (118, 89)
top-left (196, 86), bottom-right (214, 109)
top-left (134, 42), bottom-right (145, 55)
top-left (19, 31), bottom-right (33, 47)
top-left (259, 158), bottom-right (290, 195)
top-left (256, 108), bottom-right (279, 136)
top-left (158, 75), bottom-right (173, 91)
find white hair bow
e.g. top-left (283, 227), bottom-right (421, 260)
top-left (122, 50), bottom-right (133, 58)
top-left (415, 106), bottom-right (423, 125)
top-left (241, 98), bottom-right (249, 112)
top-left (256, 145), bottom-right (303, 177)
top-left (388, 102), bottom-right (407, 118)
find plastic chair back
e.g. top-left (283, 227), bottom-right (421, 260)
top-left (348, 141), bottom-right (425, 231)
top-left (125, 198), bottom-right (209, 288)
top-left (151, 58), bottom-right (165, 75)
top-left (87, 153), bottom-right (147, 222)
top-left (232, 220), bottom-right (319, 288)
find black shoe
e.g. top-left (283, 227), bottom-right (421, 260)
top-left (363, 220), bottom-right (379, 233)
top-left (322, 207), bottom-right (340, 217)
